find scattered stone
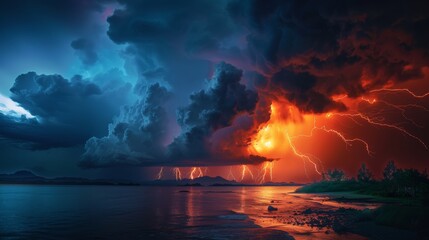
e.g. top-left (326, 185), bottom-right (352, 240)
top-left (268, 205), bottom-right (278, 211)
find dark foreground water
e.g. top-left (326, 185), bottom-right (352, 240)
top-left (0, 185), bottom-right (378, 240)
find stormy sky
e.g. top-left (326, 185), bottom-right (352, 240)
top-left (1, 0), bottom-right (428, 182)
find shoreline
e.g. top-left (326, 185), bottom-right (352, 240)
top-left (292, 186), bottom-right (427, 239)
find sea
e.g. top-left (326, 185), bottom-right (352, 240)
top-left (0, 185), bottom-right (375, 240)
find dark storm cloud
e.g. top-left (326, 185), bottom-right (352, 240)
top-left (168, 62), bottom-right (258, 160)
top-left (81, 63), bottom-right (267, 167)
top-left (0, 71), bottom-right (131, 149)
top-left (77, 0), bottom-right (429, 169)
top-left (0, 0), bottom-right (121, 97)
top-left (0, 0), bottom-right (113, 42)
top-left (271, 69), bottom-right (346, 113)
top-left (108, 0), bottom-right (429, 114)
top-left (0, 0), bottom-right (109, 28)
top-left (225, 0), bottom-right (429, 111)
top-left (107, 0), bottom-right (234, 51)
top-left (106, 0), bottom-right (240, 105)
top-left (71, 38), bottom-right (98, 66)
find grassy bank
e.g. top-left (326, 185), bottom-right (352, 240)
top-left (296, 180), bottom-right (429, 236)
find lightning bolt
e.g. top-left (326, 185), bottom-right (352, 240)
top-left (227, 167), bottom-right (236, 181)
top-left (329, 112), bottom-right (428, 150)
top-left (240, 165), bottom-right (254, 181)
top-left (189, 167), bottom-right (204, 180)
top-left (292, 117), bottom-right (373, 156)
top-left (197, 167), bottom-right (204, 178)
top-left (241, 165), bottom-right (246, 181)
top-left (370, 88), bottom-right (429, 98)
top-left (189, 167), bottom-right (197, 180)
top-left (173, 168), bottom-right (182, 181)
top-left (360, 97), bottom-right (377, 104)
top-left (286, 133), bottom-right (322, 175)
top-left (258, 162), bottom-right (274, 184)
top-left (153, 87), bottom-right (428, 183)
top-left (359, 97), bottom-right (429, 128)
top-left (157, 167), bottom-right (163, 180)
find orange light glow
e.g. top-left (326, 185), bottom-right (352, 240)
top-left (248, 102), bottom-right (322, 176)
top-left (249, 103), bottom-right (291, 158)
top-left (154, 84), bottom-right (428, 183)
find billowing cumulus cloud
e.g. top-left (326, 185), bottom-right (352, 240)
top-left (0, 71), bottom-right (131, 149)
top-left (81, 63), bottom-right (268, 167)
top-left (168, 63), bottom-right (259, 162)
top-left (81, 83), bottom-right (171, 167)
top-left (106, 0), bottom-right (241, 107)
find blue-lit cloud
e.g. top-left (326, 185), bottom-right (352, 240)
top-left (0, 0), bottom-right (128, 96)
top-left (81, 63), bottom-right (269, 167)
top-left (0, 71), bottom-right (131, 149)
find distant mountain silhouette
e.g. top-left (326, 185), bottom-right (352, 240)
top-left (142, 176), bottom-right (241, 186)
top-left (0, 170), bottom-right (44, 182)
top-left (142, 176), bottom-right (302, 186)
top-left (0, 170), bottom-right (138, 185)
top-left (0, 170), bottom-right (302, 186)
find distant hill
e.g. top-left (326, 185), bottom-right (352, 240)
top-left (0, 170), bottom-right (303, 186)
top-left (142, 176), bottom-right (241, 186)
top-left (0, 170), bottom-right (139, 185)
top-left (142, 176), bottom-right (303, 186)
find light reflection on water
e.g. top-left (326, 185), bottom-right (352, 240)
top-left (235, 187), bottom-right (370, 240)
top-left (0, 185), bottom-right (372, 239)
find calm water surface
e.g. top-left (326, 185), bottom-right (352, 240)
top-left (0, 185), bottom-right (372, 240)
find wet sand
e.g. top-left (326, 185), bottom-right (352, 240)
top-left (243, 189), bottom-right (417, 240)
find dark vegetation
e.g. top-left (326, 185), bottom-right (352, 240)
top-left (296, 161), bottom-right (429, 236)
top-left (297, 161), bottom-right (429, 198)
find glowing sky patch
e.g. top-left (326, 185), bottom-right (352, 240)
top-left (0, 94), bottom-right (34, 119)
